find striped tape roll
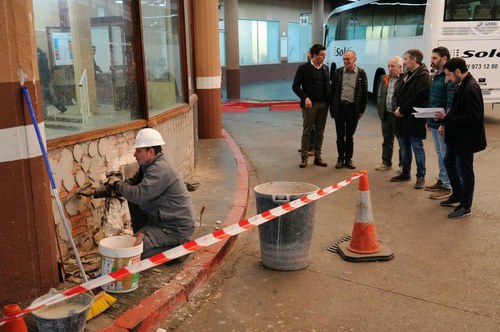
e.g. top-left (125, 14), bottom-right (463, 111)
top-left (0, 172), bottom-right (363, 325)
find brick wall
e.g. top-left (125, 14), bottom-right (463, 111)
top-left (48, 109), bottom-right (195, 263)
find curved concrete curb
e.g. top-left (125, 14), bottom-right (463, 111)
top-left (98, 129), bottom-right (249, 332)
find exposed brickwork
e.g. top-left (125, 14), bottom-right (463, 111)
top-left (47, 110), bottom-right (196, 268)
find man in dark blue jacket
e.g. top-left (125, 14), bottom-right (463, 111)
top-left (436, 58), bottom-right (487, 218)
top-left (292, 44), bottom-right (330, 168)
top-left (425, 47), bottom-right (454, 199)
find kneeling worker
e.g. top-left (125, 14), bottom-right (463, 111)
top-left (83, 128), bottom-right (195, 260)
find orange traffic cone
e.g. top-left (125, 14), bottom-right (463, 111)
top-left (347, 170), bottom-right (382, 254)
top-left (1, 304), bottom-right (28, 332)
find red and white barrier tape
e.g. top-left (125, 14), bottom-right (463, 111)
top-left (0, 173), bottom-right (363, 325)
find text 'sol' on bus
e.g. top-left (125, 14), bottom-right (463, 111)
top-left (324, 0), bottom-right (500, 103)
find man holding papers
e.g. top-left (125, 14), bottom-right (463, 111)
top-left (435, 57), bottom-right (487, 219)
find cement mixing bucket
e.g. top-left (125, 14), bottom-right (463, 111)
top-left (99, 235), bottom-right (143, 293)
top-left (31, 291), bottom-right (93, 332)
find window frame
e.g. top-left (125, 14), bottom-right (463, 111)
top-left (46, 0), bottom-right (189, 148)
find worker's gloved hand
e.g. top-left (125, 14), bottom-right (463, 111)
top-left (93, 185), bottom-right (114, 198)
top-left (106, 175), bottom-right (121, 188)
top-left (79, 188), bottom-right (94, 197)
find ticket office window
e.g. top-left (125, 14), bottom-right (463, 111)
top-left (34, 0), bottom-right (185, 140)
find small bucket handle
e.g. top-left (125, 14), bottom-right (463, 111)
top-left (273, 194), bottom-right (290, 203)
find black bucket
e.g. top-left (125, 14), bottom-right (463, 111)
top-left (254, 182), bottom-right (319, 271)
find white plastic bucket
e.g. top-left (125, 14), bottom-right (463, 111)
top-left (99, 235), bottom-right (143, 293)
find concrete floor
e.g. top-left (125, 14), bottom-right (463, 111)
top-left (161, 101), bottom-right (500, 331)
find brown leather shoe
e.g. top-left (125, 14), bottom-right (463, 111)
top-left (299, 159), bottom-right (307, 168)
top-left (313, 158), bottom-right (328, 167)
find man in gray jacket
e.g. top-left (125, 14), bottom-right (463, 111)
top-left (85, 128), bottom-right (195, 260)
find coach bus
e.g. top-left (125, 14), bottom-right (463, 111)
top-left (324, 0), bottom-right (500, 103)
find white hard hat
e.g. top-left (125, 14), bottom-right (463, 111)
top-left (134, 128), bottom-right (166, 148)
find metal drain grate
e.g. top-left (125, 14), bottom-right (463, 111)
top-left (326, 235), bottom-right (351, 253)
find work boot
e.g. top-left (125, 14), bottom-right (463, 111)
top-left (375, 163), bottom-right (392, 171)
top-left (414, 177), bottom-right (425, 189)
top-left (429, 188), bottom-right (452, 200)
top-left (299, 159), bottom-right (307, 168)
top-left (425, 179), bottom-right (442, 192)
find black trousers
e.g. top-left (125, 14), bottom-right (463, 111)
top-left (334, 103), bottom-right (359, 162)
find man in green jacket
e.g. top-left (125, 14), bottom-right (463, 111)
top-left (375, 56), bottom-right (403, 171)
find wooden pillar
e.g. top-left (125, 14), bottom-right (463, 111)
top-left (193, 0), bottom-right (222, 139)
top-left (0, 0), bottom-right (59, 305)
top-left (224, 0), bottom-right (240, 100)
top-left (312, 0), bottom-right (324, 45)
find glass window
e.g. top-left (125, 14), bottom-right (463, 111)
top-left (34, 0), bottom-right (141, 140)
top-left (34, 0), bottom-right (185, 140)
top-left (287, 22), bottom-right (312, 63)
top-left (325, 15), bottom-right (339, 44)
top-left (395, 5), bottom-right (425, 37)
top-left (444, 0), bottom-right (494, 21)
top-left (372, 5), bottom-right (396, 38)
top-left (141, 1), bottom-right (184, 116)
top-left (219, 32), bottom-right (226, 66)
top-left (337, 12), bottom-right (354, 40)
top-left (238, 19), bottom-right (280, 65)
top-left (354, 7), bottom-right (374, 39)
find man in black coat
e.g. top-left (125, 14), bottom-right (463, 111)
top-left (390, 49), bottom-right (431, 189)
top-left (435, 57), bottom-right (487, 218)
top-left (292, 44), bottom-right (330, 168)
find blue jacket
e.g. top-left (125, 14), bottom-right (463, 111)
top-left (427, 71), bottom-right (454, 129)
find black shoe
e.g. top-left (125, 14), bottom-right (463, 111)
top-left (344, 160), bottom-right (356, 169)
top-left (440, 195), bottom-right (461, 207)
top-left (335, 160), bottom-right (343, 169)
top-left (448, 206), bottom-right (471, 219)
top-left (299, 159), bottom-right (307, 168)
top-left (390, 174), bottom-right (411, 182)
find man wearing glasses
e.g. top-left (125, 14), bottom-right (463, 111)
top-left (330, 50), bottom-right (368, 169)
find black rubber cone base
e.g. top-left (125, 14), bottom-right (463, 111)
top-left (337, 241), bottom-right (394, 262)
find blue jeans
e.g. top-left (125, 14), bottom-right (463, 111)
top-left (431, 128), bottom-right (451, 189)
top-left (398, 136), bottom-right (426, 178)
top-left (444, 151), bottom-right (475, 209)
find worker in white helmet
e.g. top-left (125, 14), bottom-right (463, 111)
top-left (82, 128), bottom-right (195, 261)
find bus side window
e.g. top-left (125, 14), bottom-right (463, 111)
top-left (451, 6), bottom-right (471, 20)
top-left (473, 5), bottom-right (492, 19)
